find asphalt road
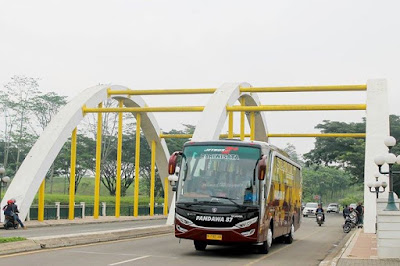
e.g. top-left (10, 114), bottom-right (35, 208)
top-left (0, 219), bottom-right (167, 238)
top-left (0, 213), bottom-right (347, 266)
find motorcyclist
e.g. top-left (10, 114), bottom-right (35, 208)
top-left (315, 204), bottom-right (325, 222)
top-left (3, 198), bottom-right (26, 229)
top-left (347, 206), bottom-right (359, 225)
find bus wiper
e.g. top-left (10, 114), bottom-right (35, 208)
top-left (210, 196), bottom-right (241, 207)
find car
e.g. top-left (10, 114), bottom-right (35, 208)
top-left (327, 203), bottom-right (339, 213)
top-left (302, 202), bottom-right (318, 217)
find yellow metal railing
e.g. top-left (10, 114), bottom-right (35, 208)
top-left (106, 84), bottom-right (366, 96)
top-left (159, 133), bottom-right (366, 138)
top-left (93, 103), bottom-right (102, 219)
top-left (134, 114), bottom-right (141, 217)
top-left (83, 104), bottom-right (366, 114)
top-left (226, 104), bottom-right (367, 112)
top-left (69, 128), bottom-right (77, 220)
top-left (240, 84), bottom-right (367, 93)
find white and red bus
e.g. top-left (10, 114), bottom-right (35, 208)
top-left (168, 140), bottom-right (302, 253)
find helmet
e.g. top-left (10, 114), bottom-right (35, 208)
top-left (7, 199), bottom-right (13, 204)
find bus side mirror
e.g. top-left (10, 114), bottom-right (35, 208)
top-left (168, 151), bottom-right (182, 175)
top-left (258, 155), bottom-right (267, 181)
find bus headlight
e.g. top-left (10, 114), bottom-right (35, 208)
top-left (235, 217), bottom-right (258, 229)
top-left (241, 229), bottom-right (255, 237)
top-left (176, 213), bottom-right (193, 226)
top-left (176, 224), bottom-right (188, 233)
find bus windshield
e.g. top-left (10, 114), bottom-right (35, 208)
top-left (176, 144), bottom-right (261, 206)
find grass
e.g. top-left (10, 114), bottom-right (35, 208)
top-left (31, 193), bottom-right (165, 206)
top-left (0, 237), bottom-right (26, 244)
top-left (29, 177), bottom-right (165, 206)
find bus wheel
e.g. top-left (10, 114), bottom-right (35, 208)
top-left (258, 228), bottom-right (272, 254)
top-left (284, 224), bottom-right (294, 244)
top-left (194, 241), bottom-right (207, 251)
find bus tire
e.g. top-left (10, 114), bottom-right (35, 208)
top-left (284, 224), bottom-right (294, 244)
top-left (258, 228), bottom-right (272, 254)
top-left (194, 241), bottom-right (207, 251)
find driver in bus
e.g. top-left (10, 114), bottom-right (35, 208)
top-left (196, 180), bottom-right (212, 195)
top-left (243, 183), bottom-right (257, 203)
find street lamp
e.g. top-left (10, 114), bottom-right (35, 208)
top-left (374, 136), bottom-right (400, 211)
top-left (367, 172), bottom-right (387, 199)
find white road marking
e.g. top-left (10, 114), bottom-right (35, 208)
top-left (108, 255), bottom-right (150, 265)
top-left (68, 250), bottom-right (178, 259)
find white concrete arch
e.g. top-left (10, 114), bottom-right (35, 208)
top-left (167, 82), bottom-right (269, 224)
top-left (192, 82), bottom-right (268, 142)
top-left (1, 85), bottom-right (170, 222)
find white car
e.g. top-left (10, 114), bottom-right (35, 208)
top-left (327, 203), bottom-right (339, 213)
top-left (302, 202), bottom-right (318, 217)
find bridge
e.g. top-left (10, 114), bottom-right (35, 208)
top-left (1, 79), bottom-right (399, 261)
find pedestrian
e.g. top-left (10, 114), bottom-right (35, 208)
top-left (356, 202), bottom-right (364, 228)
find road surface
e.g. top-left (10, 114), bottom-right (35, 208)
top-left (0, 213), bottom-right (347, 266)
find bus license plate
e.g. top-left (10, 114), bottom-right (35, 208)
top-left (206, 234), bottom-right (222, 241)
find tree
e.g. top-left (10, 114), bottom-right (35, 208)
top-left (303, 119), bottom-right (366, 183)
top-left (53, 134), bottom-right (96, 193)
top-left (303, 115), bottom-right (400, 195)
top-left (302, 165), bottom-right (353, 204)
top-left (4, 75), bottom-right (40, 172)
top-left (31, 92), bottom-right (67, 192)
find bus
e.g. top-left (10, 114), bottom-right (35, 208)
top-left (168, 140), bottom-right (302, 253)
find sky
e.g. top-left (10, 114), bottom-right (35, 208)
top-left (1, 0), bottom-right (399, 156)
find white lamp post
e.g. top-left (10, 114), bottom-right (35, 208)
top-left (374, 136), bottom-right (399, 211)
top-left (367, 172), bottom-right (387, 199)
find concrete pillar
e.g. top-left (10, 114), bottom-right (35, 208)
top-left (80, 202), bottom-right (85, 219)
top-left (101, 202), bottom-right (106, 216)
top-left (55, 202), bottom-right (60, 220)
top-left (364, 79), bottom-right (389, 233)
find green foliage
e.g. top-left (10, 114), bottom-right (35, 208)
top-left (31, 193), bottom-right (164, 206)
top-left (338, 192), bottom-right (364, 207)
top-left (302, 165), bottom-right (355, 204)
top-left (304, 115), bottom-right (400, 191)
top-left (0, 237), bottom-right (26, 243)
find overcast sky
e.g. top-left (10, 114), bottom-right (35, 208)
top-left (1, 0), bottom-right (399, 156)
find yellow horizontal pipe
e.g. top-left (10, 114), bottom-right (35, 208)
top-left (159, 133), bottom-right (366, 138)
top-left (267, 133), bottom-right (366, 138)
top-left (240, 85), bottom-right (367, 93)
top-left (83, 104), bottom-right (366, 114)
top-left (83, 106), bottom-right (205, 113)
top-left (108, 88), bottom-right (216, 96)
top-left (226, 104), bottom-right (366, 112)
top-left (107, 85), bottom-right (367, 96)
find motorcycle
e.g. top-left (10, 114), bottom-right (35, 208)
top-left (3, 215), bottom-right (19, 230)
top-left (316, 212), bottom-right (324, 226)
top-left (343, 211), bottom-right (358, 233)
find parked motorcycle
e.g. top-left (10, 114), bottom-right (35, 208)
top-left (316, 212), bottom-right (324, 226)
top-left (3, 215), bottom-right (19, 230)
top-left (343, 211), bottom-right (358, 233)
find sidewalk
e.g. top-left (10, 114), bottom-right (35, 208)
top-left (334, 229), bottom-right (400, 265)
top-left (22, 214), bottom-right (167, 228)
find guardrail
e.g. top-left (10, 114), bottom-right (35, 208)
top-left (26, 203), bottom-right (165, 221)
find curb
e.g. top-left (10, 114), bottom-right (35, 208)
top-left (23, 215), bottom-right (167, 229)
top-left (0, 225), bottom-right (173, 256)
top-left (319, 228), bottom-right (358, 266)
top-left (0, 240), bottom-right (42, 255)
